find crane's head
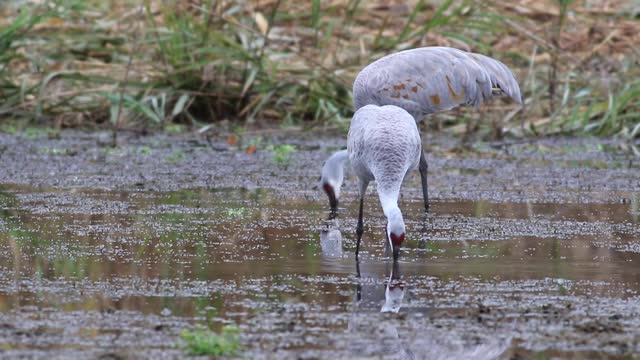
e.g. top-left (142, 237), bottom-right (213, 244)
top-left (320, 150), bottom-right (348, 212)
top-left (386, 208), bottom-right (405, 261)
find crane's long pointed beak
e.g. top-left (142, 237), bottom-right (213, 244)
top-left (323, 183), bottom-right (338, 211)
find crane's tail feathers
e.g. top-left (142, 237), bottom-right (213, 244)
top-left (352, 47), bottom-right (523, 119)
top-left (472, 53), bottom-right (523, 105)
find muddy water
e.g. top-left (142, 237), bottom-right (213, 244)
top-left (0, 132), bottom-right (640, 359)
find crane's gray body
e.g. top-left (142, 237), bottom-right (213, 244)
top-left (320, 47), bottom-right (522, 258)
top-left (353, 47), bottom-right (522, 119)
top-left (347, 105), bottom-right (421, 207)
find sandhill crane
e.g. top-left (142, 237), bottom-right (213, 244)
top-left (348, 104), bottom-right (421, 260)
top-left (321, 46), bottom-right (522, 211)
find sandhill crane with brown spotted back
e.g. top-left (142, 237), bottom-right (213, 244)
top-left (321, 46), bottom-right (522, 212)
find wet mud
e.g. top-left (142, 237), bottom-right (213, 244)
top-left (0, 131), bottom-right (639, 359)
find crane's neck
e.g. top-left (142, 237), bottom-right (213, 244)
top-left (379, 190), bottom-right (405, 252)
top-left (327, 149), bottom-right (349, 168)
top-left (378, 188), bottom-right (401, 219)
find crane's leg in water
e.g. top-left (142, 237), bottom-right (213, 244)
top-left (355, 196), bottom-right (364, 259)
top-left (419, 150), bottom-right (429, 212)
top-left (355, 256), bottom-right (362, 301)
top-left (355, 180), bottom-right (368, 259)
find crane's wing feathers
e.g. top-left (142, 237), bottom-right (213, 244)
top-left (353, 47), bottom-right (522, 119)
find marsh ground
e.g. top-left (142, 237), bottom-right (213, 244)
top-left (0, 131), bottom-right (639, 359)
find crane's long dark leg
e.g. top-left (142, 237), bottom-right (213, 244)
top-left (355, 196), bottom-right (364, 259)
top-left (355, 253), bottom-right (362, 301)
top-left (419, 150), bottom-right (429, 212)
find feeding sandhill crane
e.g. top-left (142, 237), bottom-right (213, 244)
top-left (348, 104), bottom-right (421, 260)
top-left (321, 46), bottom-right (522, 211)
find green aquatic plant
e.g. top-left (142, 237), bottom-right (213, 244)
top-left (165, 150), bottom-right (186, 163)
top-left (38, 147), bottom-right (68, 155)
top-left (137, 146), bottom-right (152, 156)
top-left (271, 144), bottom-right (296, 166)
top-left (165, 123), bottom-right (186, 133)
top-left (181, 325), bottom-right (241, 357)
top-left (225, 207), bottom-right (248, 219)
top-left (23, 127), bottom-right (52, 140)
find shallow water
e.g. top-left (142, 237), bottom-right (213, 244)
top-left (1, 184), bottom-right (640, 358)
top-left (1, 132), bottom-right (640, 358)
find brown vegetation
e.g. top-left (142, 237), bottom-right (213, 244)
top-left (0, 0), bottom-right (638, 138)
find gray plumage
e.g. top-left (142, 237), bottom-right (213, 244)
top-left (350, 46), bottom-right (523, 213)
top-left (348, 104), bottom-right (421, 259)
top-left (353, 46), bottom-right (522, 119)
top-left (348, 105), bottom-right (421, 199)
top-left (320, 47), bottom-right (522, 252)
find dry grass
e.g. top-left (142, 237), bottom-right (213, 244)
top-left (0, 0), bottom-right (639, 138)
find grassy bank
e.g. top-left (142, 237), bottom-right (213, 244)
top-left (0, 0), bottom-right (638, 139)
